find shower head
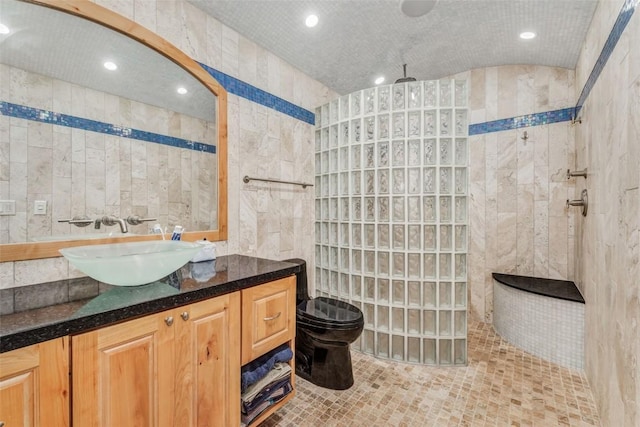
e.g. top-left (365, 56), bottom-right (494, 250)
top-left (395, 64), bottom-right (416, 83)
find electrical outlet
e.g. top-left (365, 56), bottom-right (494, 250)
top-left (34, 200), bottom-right (47, 215)
top-left (0, 200), bottom-right (16, 216)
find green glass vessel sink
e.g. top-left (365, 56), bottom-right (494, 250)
top-left (59, 241), bottom-right (201, 286)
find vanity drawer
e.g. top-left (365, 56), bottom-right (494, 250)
top-left (241, 276), bottom-right (296, 364)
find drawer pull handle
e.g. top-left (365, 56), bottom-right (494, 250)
top-left (165, 316), bottom-right (174, 326)
top-left (263, 312), bottom-right (282, 322)
top-left (180, 311), bottom-right (189, 321)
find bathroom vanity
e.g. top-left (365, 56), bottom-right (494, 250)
top-left (0, 255), bottom-right (298, 427)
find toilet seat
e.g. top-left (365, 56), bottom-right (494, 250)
top-left (297, 297), bottom-right (363, 328)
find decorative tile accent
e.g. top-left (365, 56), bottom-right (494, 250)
top-left (198, 62), bottom-right (315, 125)
top-left (0, 101), bottom-right (216, 154)
top-left (469, 1), bottom-right (637, 136)
top-left (575, 0), bottom-right (639, 112)
top-left (469, 107), bottom-right (574, 135)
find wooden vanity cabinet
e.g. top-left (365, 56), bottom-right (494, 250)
top-left (0, 337), bottom-right (70, 427)
top-left (1, 275), bottom-right (296, 427)
top-left (241, 276), bottom-right (296, 365)
top-left (241, 276), bottom-right (296, 426)
top-left (72, 292), bottom-right (240, 427)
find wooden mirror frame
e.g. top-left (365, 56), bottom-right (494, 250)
top-left (0, 0), bottom-right (227, 262)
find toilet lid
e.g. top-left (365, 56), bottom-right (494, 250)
top-left (297, 297), bottom-right (363, 325)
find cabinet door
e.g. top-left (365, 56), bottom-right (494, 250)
top-left (241, 276), bottom-right (296, 364)
top-left (174, 293), bottom-right (240, 427)
top-left (0, 337), bottom-right (69, 427)
top-left (72, 312), bottom-right (175, 427)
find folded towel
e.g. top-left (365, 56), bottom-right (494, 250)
top-left (241, 343), bottom-right (293, 392)
top-left (242, 362), bottom-right (291, 402)
top-left (242, 376), bottom-right (291, 414)
top-left (240, 380), bottom-right (293, 426)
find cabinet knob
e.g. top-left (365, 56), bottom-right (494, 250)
top-left (164, 316), bottom-right (174, 326)
top-left (263, 312), bottom-right (282, 322)
top-left (180, 311), bottom-right (189, 321)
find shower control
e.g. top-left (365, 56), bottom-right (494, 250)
top-left (566, 189), bottom-right (588, 217)
top-left (567, 168), bottom-right (587, 179)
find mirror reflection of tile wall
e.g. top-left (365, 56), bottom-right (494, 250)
top-left (0, 65), bottom-right (218, 243)
top-left (315, 80), bottom-right (469, 365)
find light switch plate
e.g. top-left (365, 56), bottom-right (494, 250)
top-left (0, 200), bottom-right (16, 215)
top-left (34, 200), bottom-right (47, 215)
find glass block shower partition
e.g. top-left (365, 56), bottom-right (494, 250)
top-left (314, 79), bottom-right (469, 365)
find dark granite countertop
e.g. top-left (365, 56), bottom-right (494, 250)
top-left (0, 255), bottom-right (300, 353)
top-left (492, 272), bottom-right (585, 303)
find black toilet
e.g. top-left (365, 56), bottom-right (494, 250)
top-left (284, 259), bottom-right (364, 390)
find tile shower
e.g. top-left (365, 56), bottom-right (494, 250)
top-left (314, 80), bottom-right (469, 365)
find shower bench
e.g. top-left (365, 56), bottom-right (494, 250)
top-left (492, 273), bottom-right (585, 370)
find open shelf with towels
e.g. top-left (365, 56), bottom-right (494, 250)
top-left (240, 276), bottom-right (297, 426)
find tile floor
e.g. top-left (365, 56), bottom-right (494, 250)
top-left (261, 321), bottom-right (600, 427)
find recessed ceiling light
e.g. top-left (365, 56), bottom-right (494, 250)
top-left (177, 87), bottom-right (188, 95)
top-left (375, 76), bottom-right (385, 85)
top-left (0, 23), bottom-right (9, 35)
top-left (103, 61), bottom-right (118, 71)
top-left (305, 14), bottom-right (318, 28)
top-left (519, 31), bottom-right (536, 40)
top-left (400, 0), bottom-right (438, 18)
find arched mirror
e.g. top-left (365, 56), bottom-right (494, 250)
top-left (0, 0), bottom-right (227, 261)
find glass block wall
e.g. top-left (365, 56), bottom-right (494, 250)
top-left (314, 80), bottom-right (469, 365)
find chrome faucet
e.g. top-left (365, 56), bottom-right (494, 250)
top-left (96, 215), bottom-right (128, 233)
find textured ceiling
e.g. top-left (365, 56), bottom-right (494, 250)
top-left (189, 0), bottom-right (598, 95)
top-left (0, 0), bottom-right (216, 122)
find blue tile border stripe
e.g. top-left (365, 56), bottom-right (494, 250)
top-left (0, 101), bottom-right (216, 154)
top-left (575, 0), bottom-right (638, 114)
top-left (469, 108), bottom-right (574, 135)
top-left (470, 0), bottom-right (637, 136)
top-left (3, 2), bottom-right (632, 146)
top-left (198, 62), bottom-right (315, 126)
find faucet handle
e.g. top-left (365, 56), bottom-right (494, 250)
top-left (126, 215), bottom-right (158, 225)
top-left (566, 189), bottom-right (588, 216)
top-left (58, 216), bottom-right (93, 227)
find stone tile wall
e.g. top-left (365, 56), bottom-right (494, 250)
top-left (455, 66), bottom-right (578, 322)
top-left (98, 0), bottom-right (338, 283)
top-left (0, 0), bottom-right (337, 289)
top-left (573, 0), bottom-right (640, 425)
